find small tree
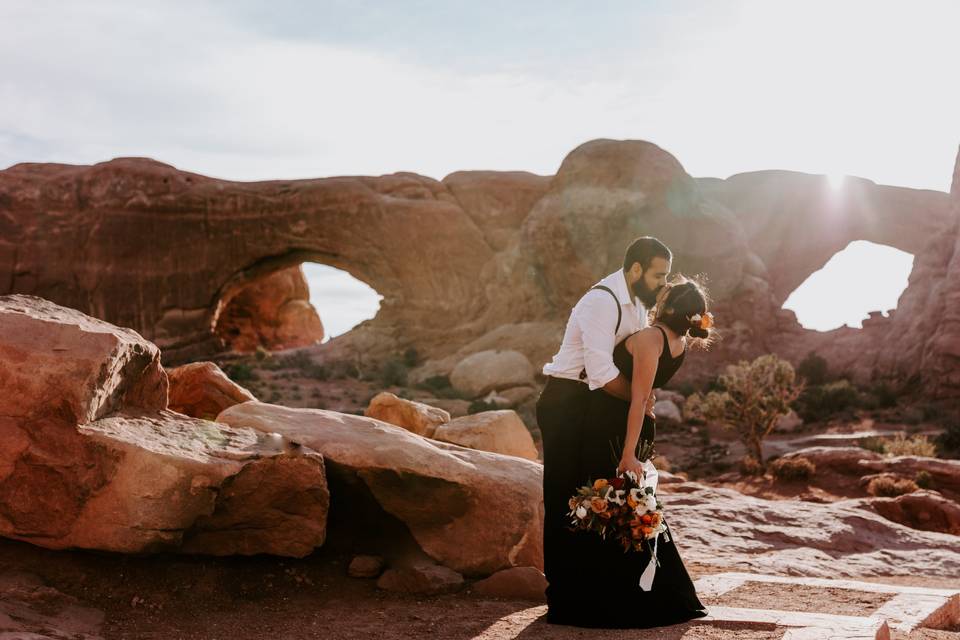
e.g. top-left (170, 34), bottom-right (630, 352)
top-left (687, 354), bottom-right (804, 467)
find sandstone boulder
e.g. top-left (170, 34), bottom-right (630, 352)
top-left (653, 399), bottom-right (682, 423)
top-left (449, 350), bottom-right (535, 398)
top-left (660, 479), bottom-right (960, 577)
top-left (471, 566), bottom-right (547, 601)
top-left (0, 295), bottom-right (328, 557)
top-left (376, 564), bottom-right (464, 595)
top-left (166, 361), bottom-right (256, 420)
top-left (364, 392), bottom-right (450, 438)
top-left (214, 265), bottom-right (324, 352)
top-left (866, 490), bottom-right (960, 536)
top-left (348, 555), bottom-right (386, 579)
top-left (216, 401), bottom-right (543, 576)
top-left (432, 410), bottom-right (539, 461)
top-left (499, 386), bottom-right (537, 406)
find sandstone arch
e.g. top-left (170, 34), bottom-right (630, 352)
top-left (1, 142), bottom-right (957, 398)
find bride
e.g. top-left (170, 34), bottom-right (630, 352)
top-left (546, 276), bottom-right (714, 629)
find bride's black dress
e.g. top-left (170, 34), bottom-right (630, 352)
top-left (545, 325), bottom-right (708, 628)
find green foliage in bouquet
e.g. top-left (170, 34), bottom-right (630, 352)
top-left (685, 354), bottom-right (803, 466)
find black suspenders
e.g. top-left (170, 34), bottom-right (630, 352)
top-left (578, 285), bottom-right (622, 381)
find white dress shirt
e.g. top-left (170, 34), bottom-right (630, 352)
top-left (542, 269), bottom-right (649, 390)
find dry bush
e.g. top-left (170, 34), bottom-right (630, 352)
top-left (770, 456), bottom-right (816, 481)
top-left (865, 474), bottom-right (919, 497)
top-left (686, 354), bottom-right (803, 466)
top-left (883, 433), bottom-right (937, 457)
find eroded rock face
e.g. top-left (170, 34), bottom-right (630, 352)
top-left (1, 141), bottom-right (958, 397)
top-left (0, 295), bottom-right (328, 557)
top-left (449, 350), bottom-right (535, 398)
top-left (660, 479), bottom-right (960, 578)
top-left (216, 401), bottom-right (543, 577)
top-left (166, 361), bottom-right (256, 420)
top-left (432, 410), bottom-right (539, 461)
top-left (214, 265), bottom-right (324, 352)
top-left (363, 392), bottom-right (450, 438)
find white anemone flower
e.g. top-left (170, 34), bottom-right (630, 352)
top-left (644, 495), bottom-right (658, 511)
top-left (607, 489), bottom-right (626, 506)
top-left (576, 505), bottom-right (588, 519)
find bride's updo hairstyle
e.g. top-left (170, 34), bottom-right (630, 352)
top-left (653, 275), bottom-right (716, 349)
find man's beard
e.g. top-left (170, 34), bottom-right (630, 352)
top-left (632, 280), bottom-right (661, 308)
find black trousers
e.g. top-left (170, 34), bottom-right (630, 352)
top-left (535, 375), bottom-right (590, 599)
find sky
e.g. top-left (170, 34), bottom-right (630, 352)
top-left (783, 241), bottom-right (914, 331)
top-left (2, 1), bottom-right (957, 337)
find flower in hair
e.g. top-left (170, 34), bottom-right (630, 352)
top-left (688, 311), bottom-right (714, 330)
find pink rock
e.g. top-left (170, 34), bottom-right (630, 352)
top-left (166, 361), bottom-right (256, 420)
top-left (364, 392), bottom-right (450, 438)
top-left (472, 567), bottom-right (546, 601)
top-left (0, 295), bottom-right (328, 557)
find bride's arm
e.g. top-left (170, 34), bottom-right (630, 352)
top-left (617, 330), bottom-right (660, 477)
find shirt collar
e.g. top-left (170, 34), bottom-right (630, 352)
top-left (600, 269), bottom-right (635, 306)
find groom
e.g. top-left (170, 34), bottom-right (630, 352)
top-left (536, 236), bottom-right (672, 597)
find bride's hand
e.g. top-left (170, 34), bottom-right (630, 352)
top-left (618, 454), bottom-right (645, 479)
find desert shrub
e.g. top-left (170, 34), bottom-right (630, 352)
top-left (867, 382), bottom-right (898, 409)
top-left (795, 379), bottom-right (860, 423)
top-left (415, 375), bottom-right (467, 399)
top-left (467, 399), bottom-right (498, 414)
top-left (866, 475), bottom-right (919, 497)
top-left (738, 455), bottom-right (764, 476)
top-left (685, 354), bottom-right (803, 466)
top-left (858, 436), bottom-right (887, 454)
top-left (797, 351), bottom-right (829, 386)
top-left (223, 362), bottom-right (258, 383)
top-left (883, 433), bottom-right (937, 458)
top-left (380, 358), bottom-right (410, 387)
top-left (915, 470), bottom-right (934, 489)
top-left (936, 423), bottom-right (960, 455)
top-left (402, 347), bottom-right (420, 368)
top-left (770, 456), bottom-right (816, 481)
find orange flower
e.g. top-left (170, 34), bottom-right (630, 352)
top-left (626, 496), bottom-right (639, 509)
top-left (640, 514), bottom-right (652, 524)
top-left (589, 497), bottom-right (608, 513)
top-left (593, 478), bottom-right (609, 491)
top-left (641, 526), bottom-right (653, 536)
top-left (568, 497), bottom-right (579, 510)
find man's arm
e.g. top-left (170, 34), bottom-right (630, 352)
top-left (577, 290), bottom-right (625, 396)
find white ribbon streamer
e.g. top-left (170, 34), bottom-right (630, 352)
top-left (638, 458), bottom-right (664, 591)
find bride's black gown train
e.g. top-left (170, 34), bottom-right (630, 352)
top-left (542, 326), bottom-right (708, 628)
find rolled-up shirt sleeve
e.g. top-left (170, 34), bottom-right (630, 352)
top-left (576, 290), bottom-right (621, 390)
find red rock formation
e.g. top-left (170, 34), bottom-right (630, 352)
top-left (214, 265), bottom-right (324, 351)
top-left (1, 141), bottom-right (958, 398)
top-left (166, 361), bottom-right (256, 419)
top-left (0, 295), bottom-right (328, 557)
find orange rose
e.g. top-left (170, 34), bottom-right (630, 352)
top-left (589, 497), bottom-right (608, 513)
top-left (641, 526), bottom-right (653, 536)
top-left (626, 496), bottom-right (639, 509)
top-left (593, 478), bottom-right (609, 491)
top-left (641, 514), bottom-right (652, 525)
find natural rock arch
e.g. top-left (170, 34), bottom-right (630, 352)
top-left (1, 141), bottom-right (957, 398)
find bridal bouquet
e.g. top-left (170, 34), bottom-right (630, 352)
top-left (566, 468), bottom-right (666, 553)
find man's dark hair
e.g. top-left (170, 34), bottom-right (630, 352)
top-left (622, 236), bottom-right (672, 272)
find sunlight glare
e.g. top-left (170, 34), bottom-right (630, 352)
top-left (782, 240), bottom-right (914, 332)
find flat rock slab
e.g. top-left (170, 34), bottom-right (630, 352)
top-left (696, 572), bottom-right (960, 637)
